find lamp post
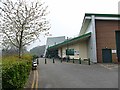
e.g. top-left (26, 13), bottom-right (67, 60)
top-left (66, 37), bottom-right (69, 62)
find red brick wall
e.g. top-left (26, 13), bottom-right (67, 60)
top-left (95, 20), bottom-right (118, 63)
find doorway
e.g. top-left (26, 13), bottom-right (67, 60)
top-left (102, 49), bottom-right (112, 63)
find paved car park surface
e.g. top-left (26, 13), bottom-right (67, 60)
top-left (33, 58), bottom-right (118, 88)
top-left (25, 58), bottom-right (118, 89)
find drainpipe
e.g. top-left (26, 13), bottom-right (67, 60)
top-left (91, 15), bottom-right (97, 63)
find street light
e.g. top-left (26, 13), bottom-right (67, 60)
top-left (66, 37), bottom-right (69, 62)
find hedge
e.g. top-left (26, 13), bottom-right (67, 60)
top-left (2, 54), bottom-right (32, 89)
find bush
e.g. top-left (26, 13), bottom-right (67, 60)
top-left (32, 55), bottom-right (39, 60)
top-left (2, 54), bottom-right (32, 89)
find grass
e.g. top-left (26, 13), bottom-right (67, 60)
top-left (2, 54), bottom-right (32, 67)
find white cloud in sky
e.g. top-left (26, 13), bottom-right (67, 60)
top-left (26, 0), bottom-right (119, 50)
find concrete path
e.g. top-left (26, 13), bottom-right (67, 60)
top-left (34, 58), bottom-right (118, 88)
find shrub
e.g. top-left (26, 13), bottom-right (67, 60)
top-left (32, 55), bottom-right (39, 60)
top-left (2, 54), bottom-right (32, 89)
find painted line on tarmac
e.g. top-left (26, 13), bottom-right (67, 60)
top-left (100, 64), bottom-right (111, 70)
top-left (100, 64), bottom-right (118, 70)
top-left (31, 70), bottom-right (38, 89)
top-left (31, 70), bottom-right (35, 89)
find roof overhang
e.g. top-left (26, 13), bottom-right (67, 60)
top-left (79, 13), bottom-right (120, 35)
top-left (85, 13), bottom-right (120, 20)
top-left (48, 32), bottom-right (91, 50)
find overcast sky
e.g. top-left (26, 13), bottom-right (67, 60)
top-left (27, 0), bottom-right (120, 51)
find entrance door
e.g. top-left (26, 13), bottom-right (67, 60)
top-left (102, 49), bottom-right (112, 63)
top-left (116, 31), bottom-right (120, 62)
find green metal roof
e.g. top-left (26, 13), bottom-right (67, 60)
top-left (48, 32), bottom-right (91, 50)
top-left (85, 13), bottom-right (120, 18)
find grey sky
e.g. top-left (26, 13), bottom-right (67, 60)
top-left (26, 0), bottom-right (119, 51)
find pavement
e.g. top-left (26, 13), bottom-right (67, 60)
top-left (25, 58), bottom-right (119, 89)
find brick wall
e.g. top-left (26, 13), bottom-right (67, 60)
top-left (95, 20), bottom-right (118, 63)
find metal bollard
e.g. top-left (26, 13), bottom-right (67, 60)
top-left (66, 58), bottom-right (68, 62)
top-left (73, 58), bottom-right (74, 63)
top-left (79, 58), bottom-right (81, 64)
top-left (88, 58), bottom-right (90, 65)
top-left (53, 58), bottom-right (55, 63)
top-left (61, 58), bottom-right (62, 63)
top-left (37, 58), bottom-right (39, 64)
top-left (45, 58), bottom-right (47, 64)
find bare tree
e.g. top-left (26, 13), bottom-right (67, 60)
top-left (0, 0), bottom-right (50, 58)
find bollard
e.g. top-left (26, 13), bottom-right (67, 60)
top-left (45, 58), bottom-right (47, 64)
top-left (66, 57), bottom-right (68, 62)
top-left (79, 58), bottom-right (81, 64)
top-left (73, 58), bottom-right (74, 63)
top-left (37, 58), bottom-right (39, 64)
top-left (88, 58), bottom-right (90, 65)
top-left (53, 58), bottom-right (55, 63)
top-left (61, 58), bottom-right (62, 63)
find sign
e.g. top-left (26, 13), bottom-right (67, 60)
top-left (112, 50), bottom-right (116, 54)
top-left (74, 50), bottom-right (79, 55)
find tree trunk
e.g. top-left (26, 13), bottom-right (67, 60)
top-left (18, 46), bottom-right (22, 58)
top-left (19, 29), bottom-right (24, 58)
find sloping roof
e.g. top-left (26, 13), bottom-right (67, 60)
top-left (44, 36), bottom-right (65, 56)
top-left (48, 32), bottom-right (91, 50)
top-left (79, 13), bottom-right (119, 35)
top-left (46, 36), bottom-right (65, 47)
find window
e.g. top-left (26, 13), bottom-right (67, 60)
top-left (66, 49), bottom-right (74, 55)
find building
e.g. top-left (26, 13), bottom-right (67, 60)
top-left (44, 36), bottom-right (65, 57)
top-left (48, 13), bottom-right (120, 63)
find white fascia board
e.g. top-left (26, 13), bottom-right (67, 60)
top-left (85, 16), bottom-right (119, 20)
top-left (85, 16), bottom-right (92, 19)
top-left (95, 17), bottom-right (119, 20)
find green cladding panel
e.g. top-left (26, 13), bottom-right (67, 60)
top-left (116, 31), bottom-right (120, 50)
top-left (116, 31), bottom-right (120, 62)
